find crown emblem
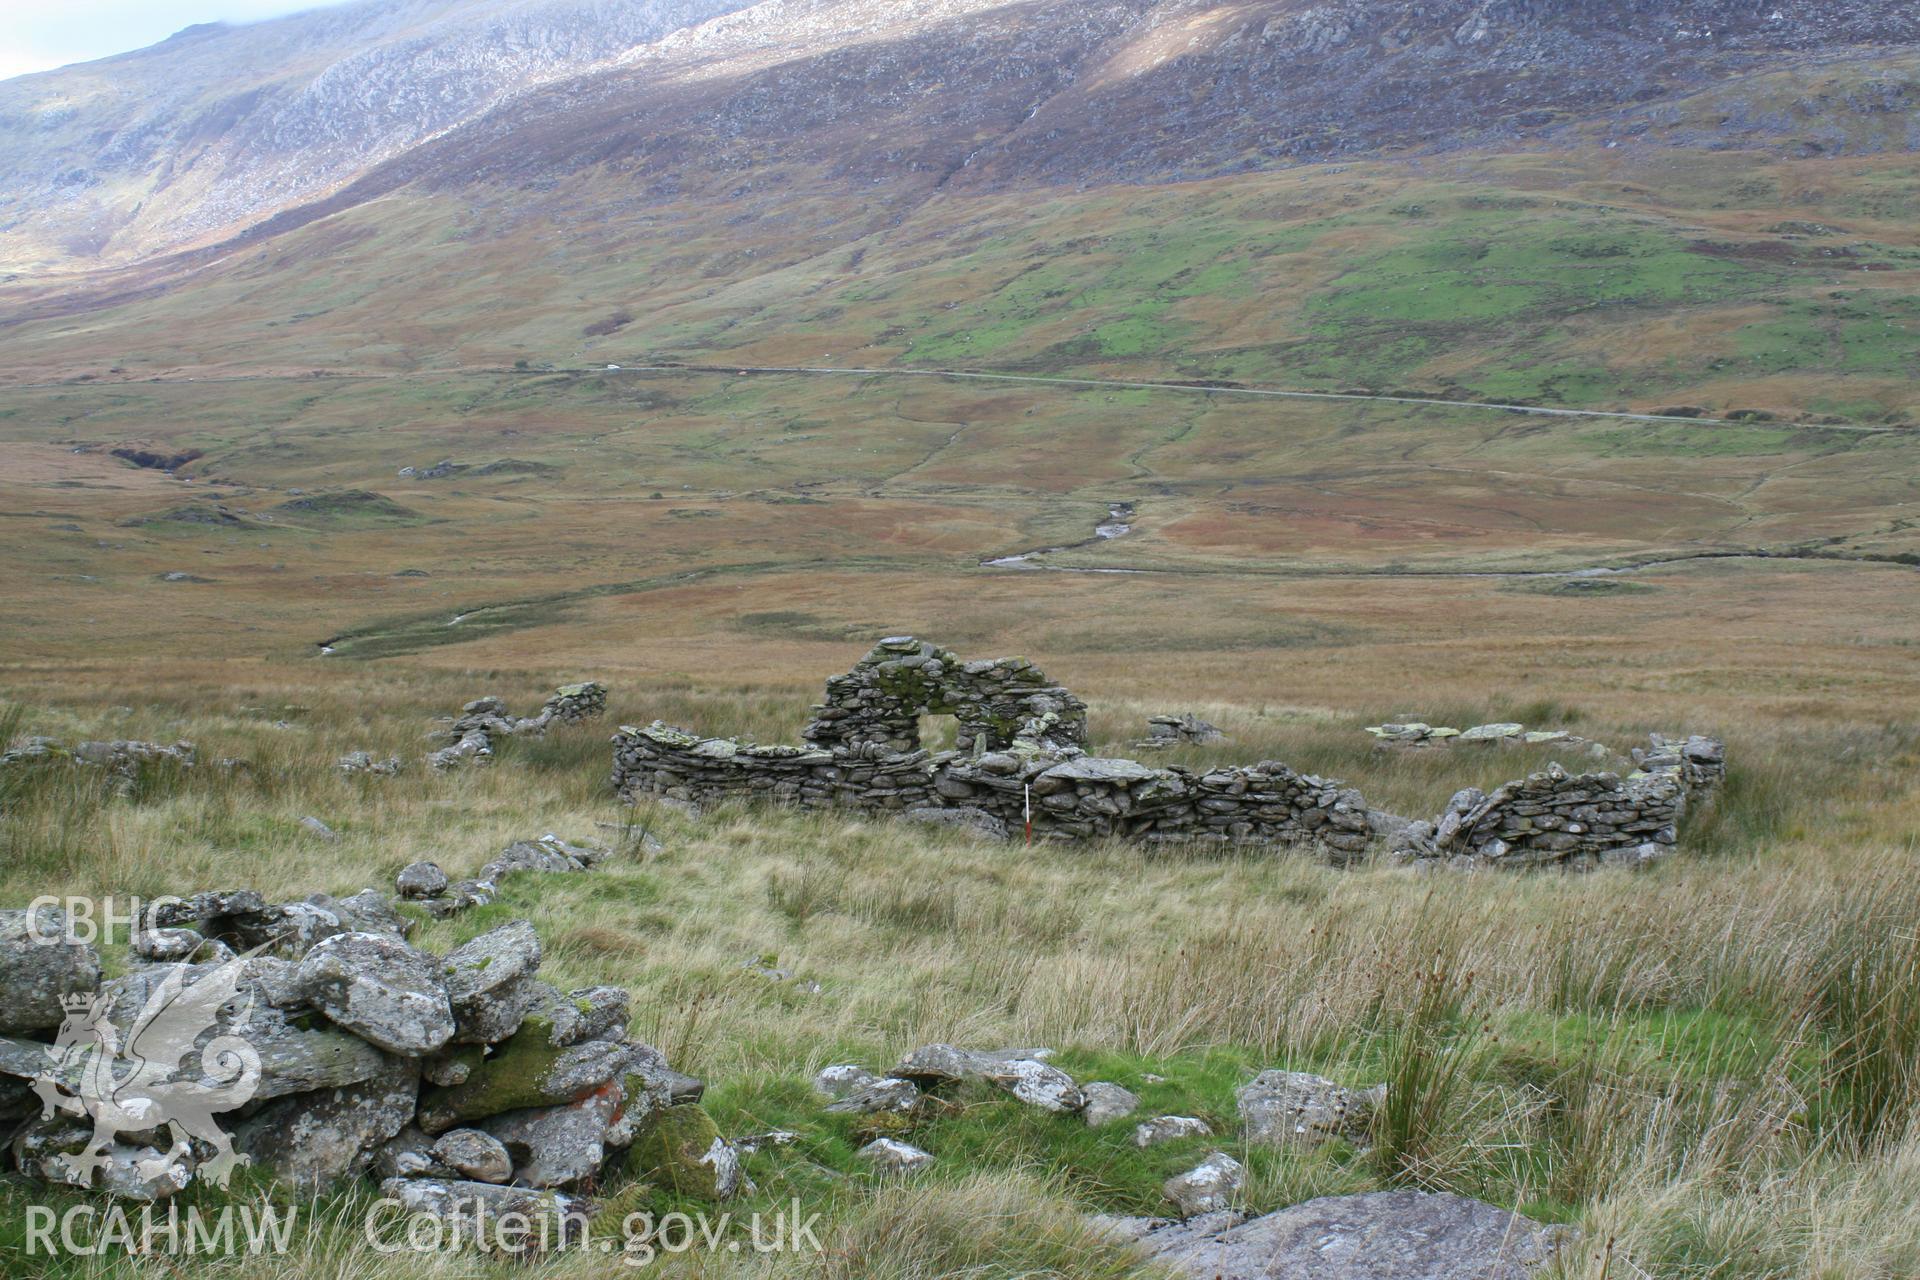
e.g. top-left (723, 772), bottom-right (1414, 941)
top-left (59, 992), bottom-right (97, 1013)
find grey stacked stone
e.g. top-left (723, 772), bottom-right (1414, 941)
top-left (799, 637), bottom-right (1089, 756)
top-left (0, 901), bottom-right (691, 1215)
top-left (613, 638), bottom-right (1371, 858)
top-left (1137, 714), bottom-right (1225, 749)
top-left (612, 639), bottom-right (1724, 868)
top-left (1410, 733), bottom-right (1727, 870)
top-left (611, 722), bottom-right (938, 812)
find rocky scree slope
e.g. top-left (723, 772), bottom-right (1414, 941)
top-left (0, 0), bottom-right (759, 268)
top-left (6, 1), bottom-right (1920, 273)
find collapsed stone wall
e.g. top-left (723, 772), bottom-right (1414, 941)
top-left (613, 638), bottom-right (1368, 854)
top-left (801, 637), bottom-right (1088, 755)
top-left (611, 637), bottom-right (1725, 866)
top-left (1414, 734), bottom-right (1727, 870)
top-left (428, 682), bottom-right (608, 770)
top-left (0, 853), bottom-right (723, 1218)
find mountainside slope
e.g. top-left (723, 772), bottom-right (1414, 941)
top-left (6, 0), bottom-right (1920, 273)
top-left (0, 0), bottom-right (758, 268)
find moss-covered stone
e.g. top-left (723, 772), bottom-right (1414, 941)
top-left (625, 1103), bottom-right (743, 1200)
top-left (416, 1023), bottom-right (624, 1134)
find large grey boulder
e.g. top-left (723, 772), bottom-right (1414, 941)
top-left (0, 907), bottom-right (101, 1034)
top-left (430, 1129), bottom-right (513, 1184)
top-left (65, 963), bottom-right (384, 1103)
top-left (1129, 1190), bottom-right (1568, 1279)
top-left (294, 933), bottom-right (454, 1055)
top-left (481, 1086), bottom-right (621, 1188)
top-left (892, 1043), bottom-right (984, 1085)
top-left (442, 921), bottom-right (541, 1045)
top-left (981, 1057), bottom-right (1084, 1113)
top-left (233, 1056), bottom-right (420, 1191)
top-left (1081, 1082), bottom-right (1140, 1127)
top-left (1237, 1070), bottom-right (1382, 1146)
top-left (1164, 1151), bottom-right (1245, 1217)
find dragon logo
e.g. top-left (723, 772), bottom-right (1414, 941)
top-left (31, 952), bottom-right (265, 1189)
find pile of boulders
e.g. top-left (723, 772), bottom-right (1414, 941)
top-left (395, 835), bottom-right (607, 919)
top-left (427, 683), bottom-right (608, 771)
top-left (1136, 714), bottom-right (1226, 750)
top-left (1, 737), bottom-right (197, 795)
top-left (0, 888), bottom-right (726, 1226)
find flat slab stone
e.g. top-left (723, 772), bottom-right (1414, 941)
top-left (1039, 757), bottom-right (1161, 784)
top-left (1134, 1190), bottom-right (1569, 1279)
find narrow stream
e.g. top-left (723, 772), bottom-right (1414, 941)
top-left (984, 502), bottom-right (1136, 570)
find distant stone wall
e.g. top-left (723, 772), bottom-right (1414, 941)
top-left (612, 724), bottom-right (938, 812)
top-left (1417, 734), bottom-right (1726, 869)
top-left (609, 638), bottom-right (1725, 867)
top-left (429, 682), bottom-right (607, 770)
top-left (800, 637), bottom-right (1087, 755)
top-left (930, 752), bottom-right (1373, 851)
top-left (613, 639), bottom-right (1368, 855)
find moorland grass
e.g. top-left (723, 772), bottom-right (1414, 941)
top-left (1, 679), bottom-right (1917, 1277)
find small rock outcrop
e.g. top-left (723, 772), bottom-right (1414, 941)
top-left (1118, 1189), bottom-right (1569, 1278)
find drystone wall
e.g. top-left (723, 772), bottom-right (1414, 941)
top-left (611, 637), bottom-right (1725, 866)
top-left (614, 639), bottom-right (1368, 856)
top-left (611, 724), bottom-right (940, 812)
top-left (1415, 734), bottom-right (1727, 870)
top-left (800, 637), bottom-right (1088, 755)
top-left (0, 865), bottom-right (719, 1218)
